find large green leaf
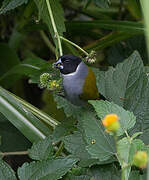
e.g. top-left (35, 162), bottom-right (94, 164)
top-left (18, 156), bottom-right (78, 180)
top-left (95, 51), bottom-right (149, 134)
top-left (0, 86), bottom-right (51, 143)
top-left (89, 100), bottom-right (136, 136)
top-left (34, 0), bottom-right (65, 46)
top-left (63, 131), bottom-right (99, 167)
top-left (0, 0), bottom-right (28, 14)
top-left (0, 160), bottom-right (17, 180)
top-left (28, 136), bottom-right (54, 161)
top-left (79, 111), bottom-right (116, 161)
top-left (63, 131), bottom-right (115, 167)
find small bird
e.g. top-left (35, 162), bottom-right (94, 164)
top-left (54, 54), bottom-right (99, 106)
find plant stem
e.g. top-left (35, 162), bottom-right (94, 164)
top-left (55, 142), bottom-right (64, 157)
top-left (46, 0), bottom-right (63, 57)
top-left (60, 36), bottom-right (89, 56)
top-left (140, 0), bottom-right (149, 62)
top-left (0, 151), bottom-right (28, 158)
top-left (40, 30), bottom-right (56, 54)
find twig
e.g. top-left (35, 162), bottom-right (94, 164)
top-left (46, 0), bottom-right (63, 57)
top-left (0, 151), bottom-right (28, 158)
top-left (60, 36), bottom-right (89, 56)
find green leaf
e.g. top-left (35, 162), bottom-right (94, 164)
top-left (94, 0), bottom-right (110, 8)
top-left (117, 138), bottom-right (149, 180)
top-left (0, 117), bottom-right (31, 152)
top-left (95, 51), bottom-right (149, 133)
top-left (0, 160), bottom-right (17, 180)
top-left (129, 171), bottom-right (145, 180)
top-left (54, 95), bottom-right (84, 118)
top-left (63, 131), bottom-right (115, 167)
top-left (53, 118), bottom-right (76, 141)
top-left (79, 111), bottom-right (116, 161)
top-left (127, 0), bottom-right (142, 19)
top-left (0, 86), bottom-right (51, 143)
top-left (89, 100), bottom-right (136, 136)
top-left (34, 0), bottom-right (65, 46)
top-left (67, 21), bottom-right (144, 33)
top-left (85, 32), bottom-right (141, 52)
top-left (0, 0), bottom-right (28, 14)
top-left (107, 35), bottom-right (148, 65)
top-left (18, 156), bottom-right (78, 180)
top-left (28, 136), bottom-right (54, 161)
top-left (63, 131), bottom-right (98, 167)
top-left (89, 164), bottom-right (120, 180)
top-left (0, 56), bottom-right (57, 88)
top-left (0, 43), bottom-right (20, 77)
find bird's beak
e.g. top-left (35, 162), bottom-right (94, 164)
top-left (53, 58), bottom-right (63, 70)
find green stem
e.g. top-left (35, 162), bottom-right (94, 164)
top-left (60, 36), bottom-right (89, 56)
top-left (0, 151), bottom-right (28, 158)
top-left (40, 30), bottom-right (56, 54)
top-left (46, 0), bottom-right (63, 57)
top-left (114, 134), bottom-right (125, 180)
top-left (140, 0), bottom-right (149, 62)
top-left (55, 142), bottom-right (64, 157)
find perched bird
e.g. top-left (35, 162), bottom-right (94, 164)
top-left (54, 54), bottom-right (99, 106)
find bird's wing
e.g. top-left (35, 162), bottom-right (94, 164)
top-left (80, 67), bottom-right (99, 100)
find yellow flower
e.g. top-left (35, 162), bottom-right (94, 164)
top-left (102, 114), bottom-right (120, 132)
top-left (133, 151), bottom-right (148, 169)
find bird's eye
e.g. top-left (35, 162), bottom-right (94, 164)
top-left (65, 60), bottom-right (70, 63)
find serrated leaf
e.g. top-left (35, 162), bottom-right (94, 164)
top-left (0, 0), bottom-right (28, 14)
top-left (63, 131), bottom-right (98, 167)
top-left (34, 0), bottom-right (65, 46)
top-left (95, 51), bottom-right (149, 134)
top-left (79, 111), bottom-right (116, 161)
top-left (54, 95), bottom-right (84, 118)
top-left (28, 136), bottom-right (54, 161)
top-left (0, 160), bottom-right (17, 180)
top-left (18, 156), bottom-right (78, 180)
top-left (89, 100), bottom-right (136, 136)
top-left (63, 131), bottom-right (115, 167)
top-left (89, 164), bottom-right (120, 180)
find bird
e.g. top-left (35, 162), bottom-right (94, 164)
top-left (54, 54), bottom-right (99, 106)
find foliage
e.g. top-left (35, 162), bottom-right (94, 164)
top-left (0, 0), bottom-right (149, 179)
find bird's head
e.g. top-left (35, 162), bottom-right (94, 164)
top-left (54, 55), bottom-right (82, 75)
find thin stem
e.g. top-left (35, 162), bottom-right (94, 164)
top-left (140, 0), bottom-right (149, 62)
top-left (55, 142), bottom-right (64, 157)
top-left (60, 36), bottom-right (89, 56)
top-left (46, 0), bottom-right (63, 57)
top-left (0, 151), bottom-right (28, 157)
top-left (40, 30), bottom-right (56, 54)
